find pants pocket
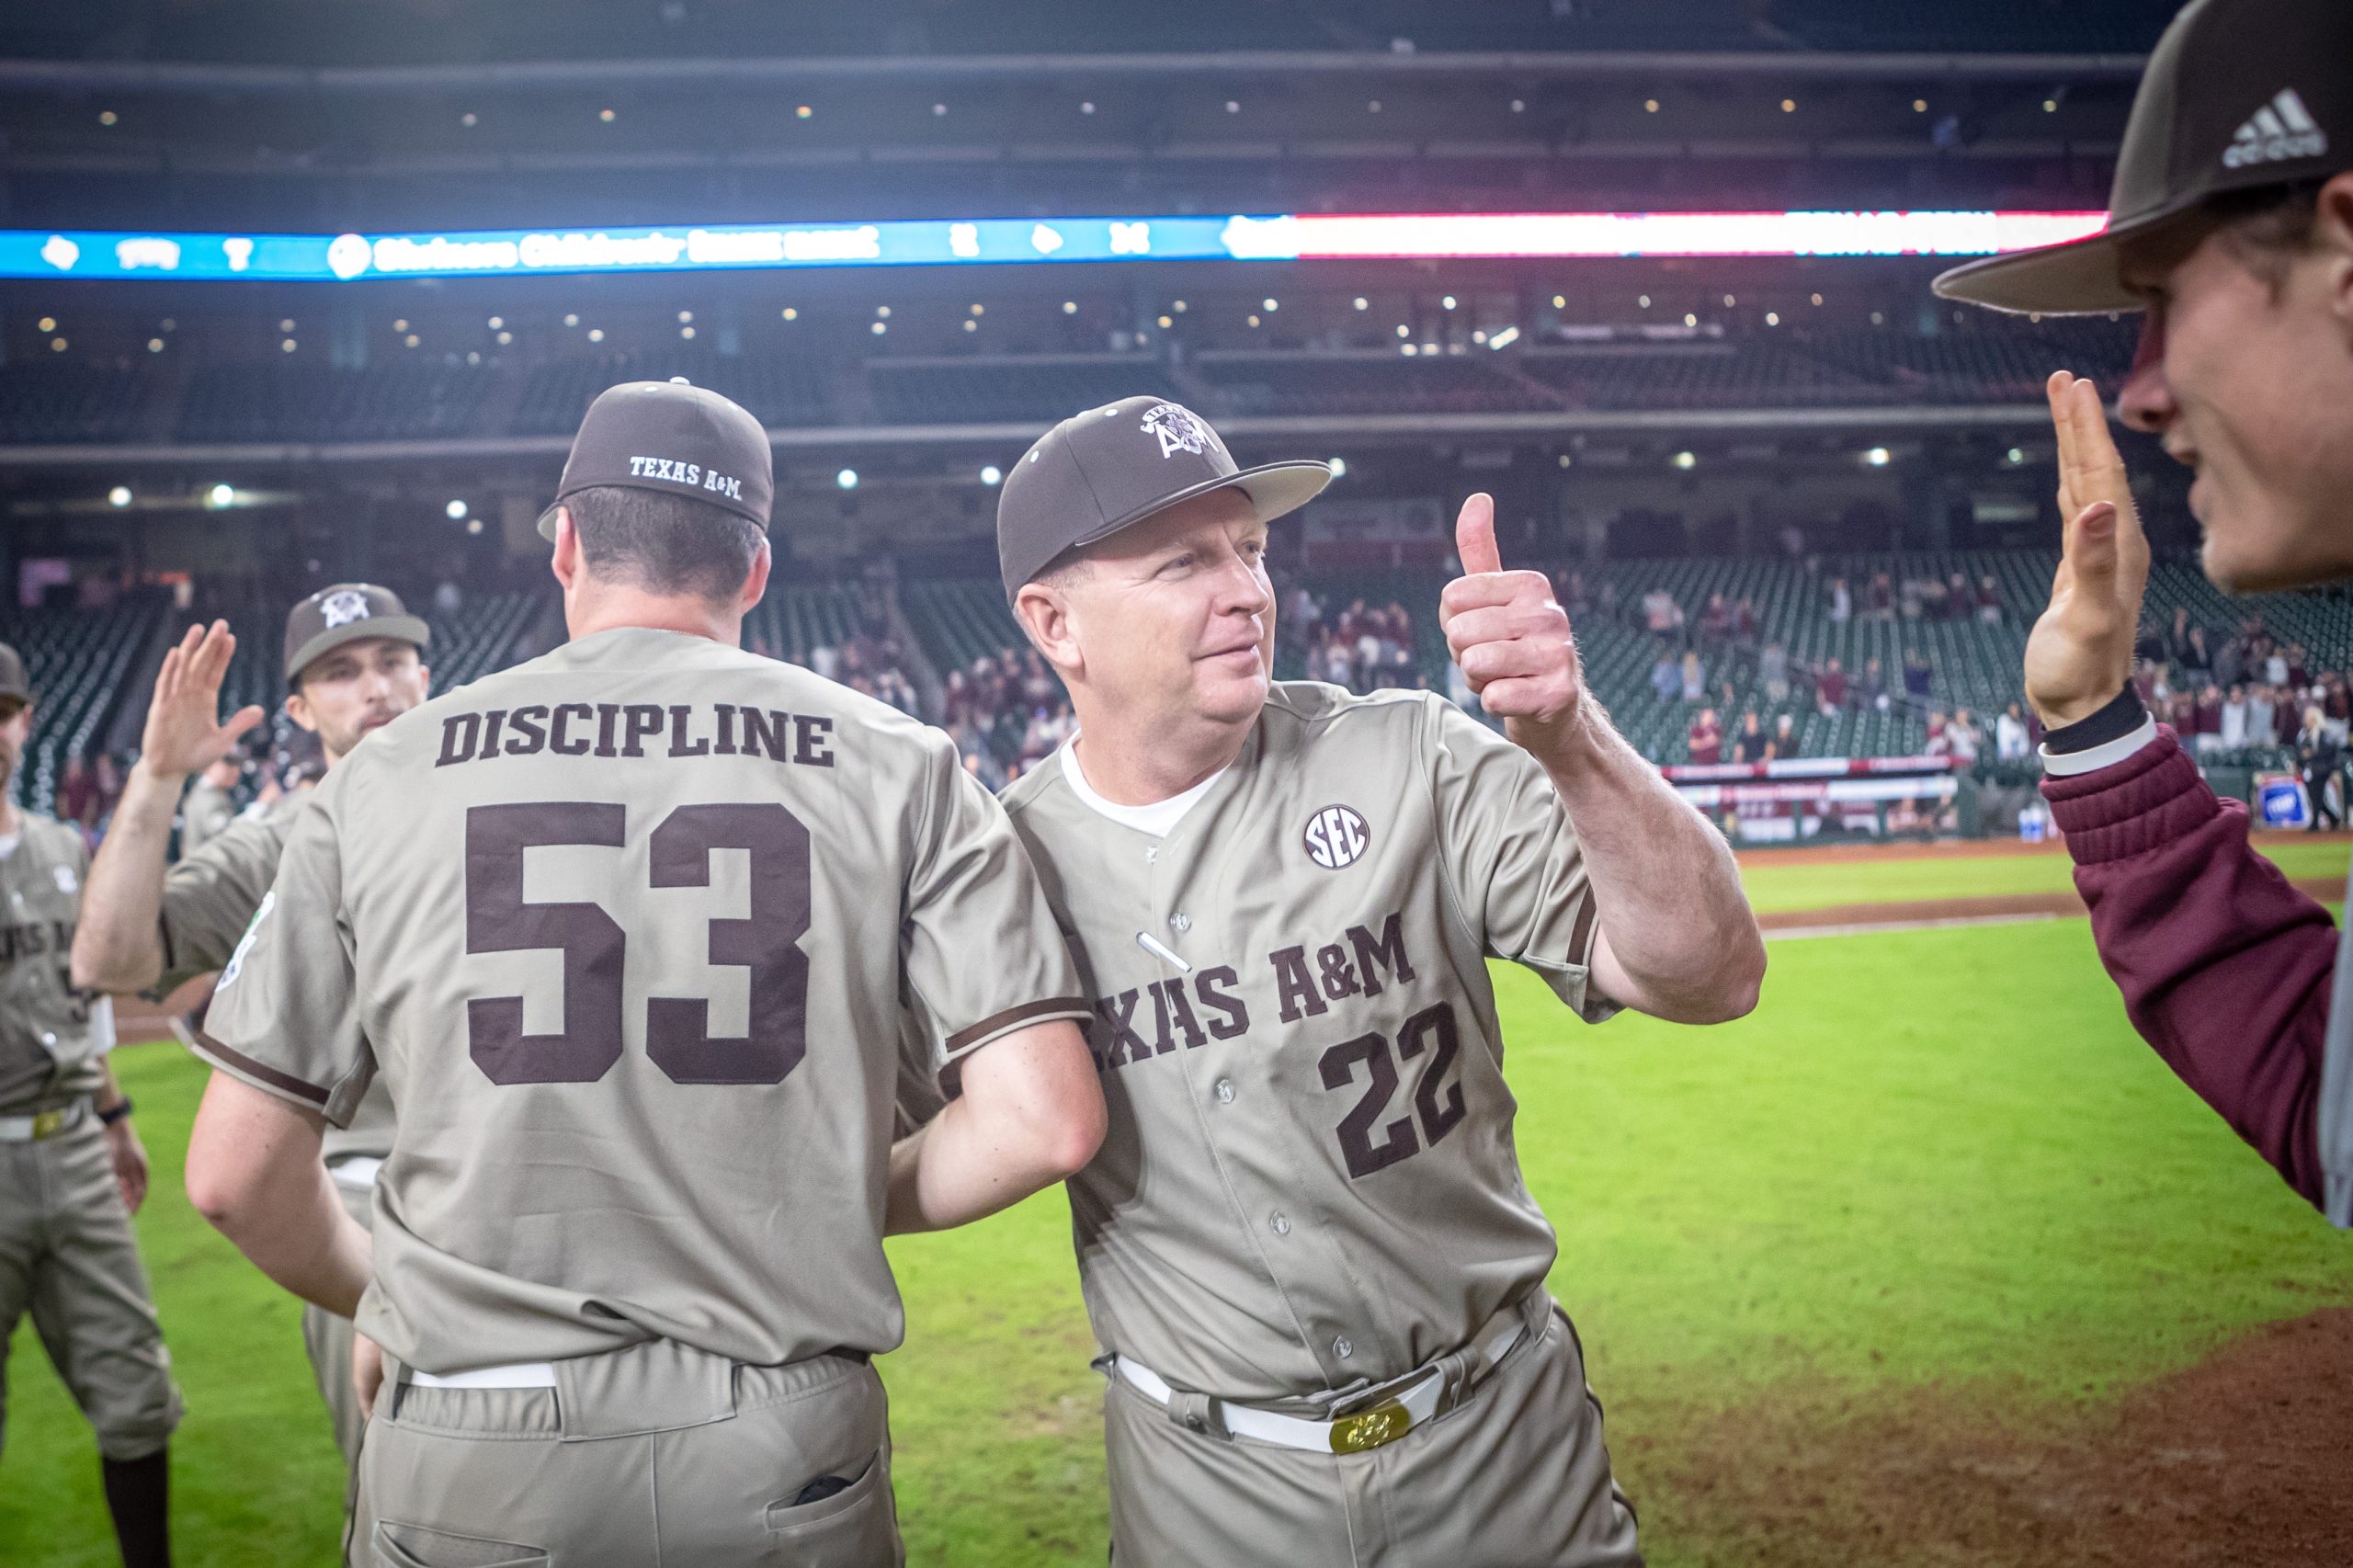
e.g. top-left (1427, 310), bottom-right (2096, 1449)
top-left (372, 1520), bottom-right (551, 1568)
top-left (762, 1451), bottom-right (897, 1565)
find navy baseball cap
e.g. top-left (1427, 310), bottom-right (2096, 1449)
top-left (1935, 0), bottom-right (2353, 315)
top-left (996, 397), bottom-right (1331, 603)
top-left (538, 379), bottom-right (774, 540)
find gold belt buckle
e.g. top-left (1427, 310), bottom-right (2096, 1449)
top-left (30, 1108), bottom-right (67, 1140)
top-left (1328, 1397), bottom-right (1411, 1454)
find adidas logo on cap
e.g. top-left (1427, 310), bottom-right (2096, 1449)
top-left (2223, 87), bottom-right (2329, 169)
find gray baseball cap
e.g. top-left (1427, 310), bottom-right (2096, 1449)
top-left (1935, 0), bottom-right (2353, 315)
top-left (0, 643), bottom-right (28, 708)
top-left (538, 379), bottom-right (773, 540)
top-left (996, 396), bottom-right (1331, 602)
top-left (284, 584), bottom-right (430, 689)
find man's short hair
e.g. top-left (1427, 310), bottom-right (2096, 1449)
top-left (564, 483), bottom-right (764, 604)
top-left (2211, 176), bottom-right (2332, 286)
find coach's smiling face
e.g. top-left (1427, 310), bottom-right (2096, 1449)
top-left (1017, 486), bottom-right (1275, 746)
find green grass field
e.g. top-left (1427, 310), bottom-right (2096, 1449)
top-left (1734, 835), bottom-right (2349, 914)
top-left (6, 851), bottom-right (2351, 1565)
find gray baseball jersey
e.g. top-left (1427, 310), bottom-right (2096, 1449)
top-left (176, 778), bottom-right (237, 860)
top-left (196, 626), bottom-right (1088, 1374)
top-left (1000, 682), bottom-right (1613, 1402)
top-left (152, 792), bottom-right (392, 1164)
top-left (0, 812), bottom-right (115, 1114)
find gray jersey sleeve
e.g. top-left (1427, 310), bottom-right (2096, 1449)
top-left (152, 802), bottom-right (293, 997)
top-left (899, 731), bottom-right (1090, 1089)
top-left (1425, 698), bottom-right (1616, 1022)
top-left (192, 773), bottom-right (375, 1126)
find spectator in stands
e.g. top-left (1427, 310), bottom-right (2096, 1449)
top-left (1946, 710), bottom-right (1982, 767)
top-left (2192, 683), bottom-right (2226, 756)
top-left (1733, 597), bottom-right (1757, 641)
top-left (2302, 709), bottom-right (2344, 832)
top-left (2325, 674), bottom-right (2351, 745)
top-left (1867, 572), bottom-right (1894, 620)
top-left (1997, 702), bottom-right (2031, 762)
top-left (1699, 593), bottom-right (1733, 642)
top-left (1759, 639), bottom-right (1790, 703)
top-left (1732, 710), bottom-right (1767, 765)
top-left (2214, 630), bottom-right (2245, 691)
top-left (1826, 576), bottom-right (1852, 623)
top-left (1926, 708), bottom-right (1949, 756)
top-left (2248, 684), bottom-right (2278, 753)
top-left (1902, 649), bottom-right (1933, 699)
top-left (1815, 656), bottom-right (1847, 716)
top-left (1977, 574), bottom-right (2005, 624)
top-left (1946, 573), bottom-right (1973, 620)
top-left (1643, 586), bottom-right (1685, 643)
top-left (1649, 649), bottom-right (1679, 706)
top-left (432, 579), bottom-right (461, 616)
top-left (1687, 708), bottom-right (1722, 766)
top-left (1678, 648), bottom-right (1705, 704)
top-left (1773, 712), bottom-right (1797, 759)
top-left (2182, 625), bottom-right (2213, 681)
top-left (1859, 656), bottom-right (1889, 711)
top-left (2159, 605), bottom-right (2193, 667)
top-left (807, 640), bottom-right (840, 682)
top-left (2264, 643), bottom-right (2290, 688)
top-left (58, 752), bottom-right (97, 836)
top-left (2287, 643), bottom-right (2311, 689)
top-left (2222, 685), bottom-right (2251, 751)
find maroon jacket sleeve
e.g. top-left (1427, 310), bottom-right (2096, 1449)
top-left (2042, 725), bottom-right (2336, 1209)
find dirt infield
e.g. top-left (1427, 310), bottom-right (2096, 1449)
top-left (1651, 1309), bottom-right (2353, 1567)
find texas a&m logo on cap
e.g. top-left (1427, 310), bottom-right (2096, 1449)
top-left (1140, 402), bottom-right (1213, 460)
top-left (318, 588), bottom-right (372, 630)
top-left (1303, 804), bottom-right (1370, 870)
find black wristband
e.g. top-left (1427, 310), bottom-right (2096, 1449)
top-left (97, 1096), bottom-right (133, 1126)
top-left (2042, 686), bottom-right (2150, 756)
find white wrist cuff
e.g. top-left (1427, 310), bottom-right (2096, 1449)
top-left (2039, 716), bottom-right (2161, 778)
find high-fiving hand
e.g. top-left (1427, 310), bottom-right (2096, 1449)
top-left (142, 620), bottom-right (267, 781)
top-left (1440, 493), bottom-right (1587, 754)
top-left (2024, 371), bottom-right (2151, 728)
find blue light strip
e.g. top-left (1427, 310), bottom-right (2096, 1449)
top-left (0, 209), bottom-right (2105, 282)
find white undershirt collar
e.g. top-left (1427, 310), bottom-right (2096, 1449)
top-left (1059, 740), bottom-right (1227, 838)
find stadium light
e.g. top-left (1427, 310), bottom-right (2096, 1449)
top-left (836, 469), bottom-right (858, 490)
top-left (1328, 458), bottom-right (1347, 478)
top-left (1441, 295), bottom-right (1458, 311)
top-left (466, 517), bottom-right (485, 535)
top-left (1864, 447), bottom-right (1893, 468)
top-left (1487, 325), bottom-right (1521, 349)
top-left (981, 465), bottom-right (1003, 485)
top-left (99, 110), bottom-right (118, 126)
top-left (1672, 451), bottom-right (1698, 471)
top-left (2006, 447), bottom-right (2028, 466)
top-left (37, 316), bottom-right (54, 332)
top-left (446, 499), bottom-right (469, 519)
top-left (1262, 297), bottom-right (1278, 311)
top-left (207, 483), bottom-right (235, 508)
top-left (108, 486), bottom-right (132, 508)
top-left (147, 337), bottom-right (164, 352)
top-left (1353, 297), bottom-right (1369, 310)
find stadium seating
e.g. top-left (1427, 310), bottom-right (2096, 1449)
top-left (177, 362), bottom-right (496, 443)
top-left (903, 579), bottom-right (1026, 675)
top-left (1194, 353), bottom-right (1540, 416)
top-left (513, 351), bottom-right (835, 435)
top-left (0, 598), bottom-right (167, 815)
top-left (744, 583), bottom-right (877, 665)
top-left (866, 356), bottom-right (1184, 426)
top-left (0, 363), bottom-right (151, 444)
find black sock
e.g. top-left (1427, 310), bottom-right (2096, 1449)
top-left (99, 1449), bottom-right (172, 1568)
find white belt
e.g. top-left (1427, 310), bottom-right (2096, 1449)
top-left (0, 1100), bottom-right (89, 1142)
top-left (1112, 1309), bottom-right (1527, 1455)
top-left (405, 1361), bottom-right (559, 1390)
top-left (327, 1154), bottom-right (383, 1189)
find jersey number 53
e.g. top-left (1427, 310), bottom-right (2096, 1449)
top-left (464, 801), bottom-right (810, 1087)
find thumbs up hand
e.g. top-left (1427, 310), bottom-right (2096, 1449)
top-left (1440, 493), bottom-right (1587, 754)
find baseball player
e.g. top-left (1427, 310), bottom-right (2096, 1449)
top-left (182, 381), bottom-right (1106, 1566)
top-left (175, 752), bottom-right (241, 860)
top-left (74, 584), bottom-right (433, 1471)
top-left (995, 397), bottom-right (1766, 1565)
top-left (0, 642), bottom-right (178, 1568)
